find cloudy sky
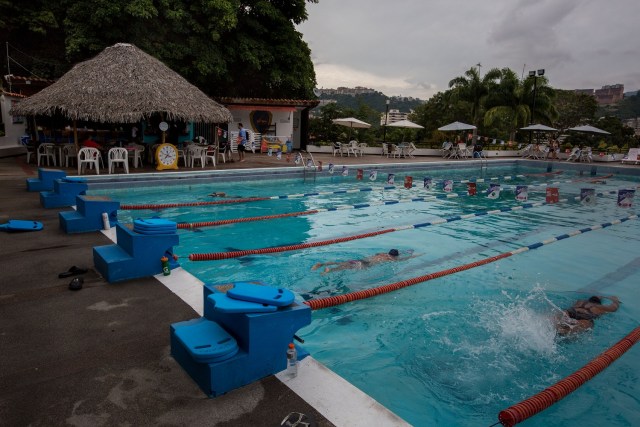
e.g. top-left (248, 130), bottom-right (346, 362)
top-left (297, 0), bottom-right (640, 100)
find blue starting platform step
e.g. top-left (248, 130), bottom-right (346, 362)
top-left (171, 281), bottom-right (310, 397)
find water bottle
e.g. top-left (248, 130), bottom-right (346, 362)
top-left (161, 256), bottom-right (171, 276)
top-left (286, 343), bottom-right (298, 378)
top-left (102, 212), bottom-right (110, 230)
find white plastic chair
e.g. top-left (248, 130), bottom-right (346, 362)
top-left (390, 144), bottom-right (401, 158)
top-left (579, 147), bottom-right (593, 163)
top-left (407, 143), bottom-right (417, 158)
top-left (347, 140), bottom-right (360, 157)
top-left (126, 143), bottom-right (144, 168)
top-left (382, 143), bottom-right (390, 157)
top-left (77, 147), bottom-right (101, 175)
top-left (21, 137), bottom-right (35, 164)
top-left (621, 148), bottom-right (639, 165)
top-left (566, 146), bottom-right (581, 161)
top-left (62, 145), bottom-right (77, 167)
top-left (108, 147), bottom-right (129, 174)
top-left (332, 142), bottom-right (342, 156)
top-left (205, 146), bottom-right (217, 167)
top-left (187, 145), bottom-right (206, 168)
top-left (37, 143), bottom-right (57, 166)
top-left (441, 141), bottom-right (453, 158)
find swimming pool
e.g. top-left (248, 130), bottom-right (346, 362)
top-left (92, 161), bottom-right (640, 426)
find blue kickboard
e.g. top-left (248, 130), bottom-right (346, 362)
top-left (208, 292), bottom-right (278, 313)
top-left (173, 318), bottom-right (239, 363)
top-left (0, 220), bottom-right (43, 232)
top-left (227, 282), bottom-right (295, 307)
top-left (134, 218), bottom-right (177, 228)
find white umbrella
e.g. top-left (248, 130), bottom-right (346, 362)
top-left (438, 121), bottom-right (476, 131)
top-left (387, 119), bottom-right (424, 129)
top-left (387, 119), bottom-right (423, 142)
top-left (333, 117), bottom-right (371, 139)
top-left (520, 124), bottom-right (557, 131)
top-left (568, 125), bottom-right (610, 135)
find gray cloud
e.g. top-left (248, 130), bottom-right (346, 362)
top-left (297, 0), bottom-right (640, 99)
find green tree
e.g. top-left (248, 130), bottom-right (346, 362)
top-left (1, 0), bottom-right (318, 99)
top-left (448, 66), bottom-right (501, 128)
top-left (552, 89), bottom-right (598, 131)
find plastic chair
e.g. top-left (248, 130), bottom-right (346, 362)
top-left (347, 140), bottom-right (360, 157)
top-left (205, 145), bottom-right (217, 167)
top-left (390, 144), bottom-right (401, 158)
top-left (579, 147), bottom-right (592, 163)
top-left (108, 147), bottom-right (129, 174)
top-left (126, 143), bottom-right (145, 168)
top-left (188, 145), bottom-right (206, 168)
top-left (441, 141), bottom-right (453, 158)
top-left (62, 145), bottom-right (77, 167)
top-left (566, 146), bottom-right (581, 161)
top-left (37, 143), bottom-right (57, 166)
top-left (77, 147), bottom-right (102, 175)
top-left (621, 148), bottom-right (639, 165)
top-left (21, 137), bottom-right (35, 164)
top-left (382, 143), bottom-right (390, 157)
top-left (407, 143), bottom-right (417, 158)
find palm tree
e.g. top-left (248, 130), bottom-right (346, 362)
top-left (484, 68), bottom-right (557, 142)
top-left (449, 66), bottom-right (501, 142)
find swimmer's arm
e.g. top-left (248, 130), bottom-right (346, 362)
top-left (600, 296), bottom-right (620, 312)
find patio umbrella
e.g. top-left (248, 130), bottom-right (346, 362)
top-left (387, 119), bottom-right (424, 141)
top-left (520, 124), bottom-right (557, 132)
top-left (332, 117), bottom-right (371, 139)
top-left (11, 42), bottom-right (232, 149)
top-left (437, 121), bottom-right (476, 131)
top-left (568, 125), bottom-right (610, 135)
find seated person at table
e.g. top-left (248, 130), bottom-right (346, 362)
top-left (81, 138), bottom-right (102, 150)
top-left (473, 141), bottom-right (483, 157)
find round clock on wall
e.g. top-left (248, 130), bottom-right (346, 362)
top-left (155, 143), bottom-right (179, 170)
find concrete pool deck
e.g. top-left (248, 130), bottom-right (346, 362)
top-left (1, 150), bottom-right (637, 426)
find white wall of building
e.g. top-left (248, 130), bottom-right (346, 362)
top-left (0, 93), bottom-right (27, 150)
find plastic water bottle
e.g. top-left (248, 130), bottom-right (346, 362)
top-left (286, 343), bottom-right (298, 378)
top-left (161, 256), bottom-right (171, 276)
top-left (101, 212), bottom-right (110, 230)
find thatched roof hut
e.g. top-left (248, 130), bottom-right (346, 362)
top-left (10, 43), bottom-right (231, 124)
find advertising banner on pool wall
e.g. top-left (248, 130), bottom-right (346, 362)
top-left (486, 183), bottom-right (501, 199)
top-left (387, 173), bottom-right (395, 185)
top-left (546, 187), bottom-right (559, 203)
top-left (423, 177), bottom-right (433, 190)
top-left (617, 189), bottom-right (634, 207)
top-left (369, 170), bottom-right (377, 181)
top-left (515, 185), bottom-right (528, 201)
top-left (580, 188), bottom-right (596, 205)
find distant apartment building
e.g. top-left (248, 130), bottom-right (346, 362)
top-left (574, 84), bottom-right (625, 106)
top-left (380, 108), bottom-right (409, 125)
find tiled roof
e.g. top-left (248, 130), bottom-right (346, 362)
top-left (1, 91), bottom-right (27, 98)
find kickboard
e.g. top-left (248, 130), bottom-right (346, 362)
top-left (208, 292), bottom-right (278, 313)
top-left (227, 282), bottom-right (295, 307)
top-left (0, 220), bottom-right (44, 232)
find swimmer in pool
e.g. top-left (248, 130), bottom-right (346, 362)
top-left (554, 295), bottom-right (620, 336)
top-left (311, 249), bottom-right (417, 274)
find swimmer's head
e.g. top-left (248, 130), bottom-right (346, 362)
top-left (388, 249), bottom-right (399, 257)
top-left (588, 296), bottom-right (602, 304)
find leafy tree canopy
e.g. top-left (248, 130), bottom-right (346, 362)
top-left (0, 0), bottom-right (318, 98)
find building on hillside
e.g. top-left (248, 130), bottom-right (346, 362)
top-left (595, 84), bottom-right (624, 105)
top-left (574, 89), bottom-right (595, 96)
top-left (380, 108), bottom-right (409, 125)
top-left (3, 75), bottom-right (56, 97)
top-left (315, 87), bottom-right (376, 96)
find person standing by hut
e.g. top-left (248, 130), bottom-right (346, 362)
top-left (237, 123), bottom-right (247, 162)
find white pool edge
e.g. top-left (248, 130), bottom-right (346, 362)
top-left (100, 228), bottom-right (410, 427)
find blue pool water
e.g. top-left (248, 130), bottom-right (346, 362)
top-left (93, 164), bottom-right (640, 426)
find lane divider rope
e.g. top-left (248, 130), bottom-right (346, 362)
top-left (497, 326), bottom-right (640, 427)
top-left (188, 199), bottom-right (563, 261)
top-left (303, 214), bottom-right (637, 310)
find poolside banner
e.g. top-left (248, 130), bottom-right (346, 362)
top-left (387, 173), bottom-right (395, 185)
top-left (328, 163), bottom-right (334, 174)
top-left (443, 180), bottom-right (453, 192)
top-left (467, 182), bottom-right (476, 196)
top-left (341, 166), bottom-right (348, 176)
top-left (369, 170), bottom-right (378, 181)
top-left (617, 189), bottom-right (634, 207)
top-left (546, 187), bottom-right (559, 203)
top-left (404, 176), bottom-right (413, 189)
top-left (580, 188), bottom-right (596, 205)
top-left (486, 183), bottom-right (501, 199)
top-left (357, 169), bottom-right (363, 180)
top-left (423, 177), bottom-right (433, 190)
top-left (515, 185), bottom-right (528, 201)
top-left (317, 161), bottom-right (323, 171)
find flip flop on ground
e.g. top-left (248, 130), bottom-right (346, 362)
top-left (58, 266), bottom-right (88, 278)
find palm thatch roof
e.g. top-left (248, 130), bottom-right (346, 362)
top-left (10, 43), bottom-right (231, 124)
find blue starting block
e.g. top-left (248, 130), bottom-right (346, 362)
top-left (93, 220), bottom-right (179, 283)
top-left (40, 178), bottom-right (88, 208)
top-left (26, 168), bottom-right (66, 192)
top-left (171, 281), bottom-right (311, 397)
top-left (59, 195), bottom-right (120, 233)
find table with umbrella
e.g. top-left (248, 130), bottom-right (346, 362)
top-left (568, 125), bottom-right (611, 162)
top-left (437, 121), bottom-right (476, 158)
top-left (520, 124), bottom-right (558, 159)
top-left (387, 119), bottom-right (424, 157)
top-left (332, 117), bottom-right (371, 156)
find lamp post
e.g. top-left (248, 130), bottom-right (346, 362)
top-left (383, 99), bottom-right (390, 144)
top-left (528, 69), bottom-right (545, 144)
